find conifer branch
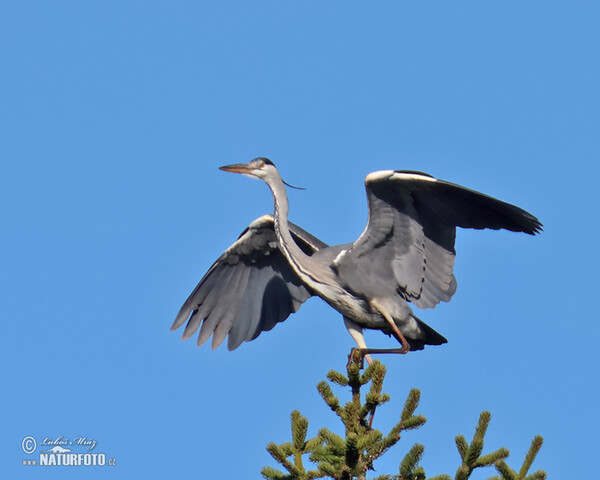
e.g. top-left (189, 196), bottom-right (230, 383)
top-left (317, 428), bottom-right (346, 454)
top-left (346, 353), bottom-right (363, 401)
top-left (262, 357), bottom-right (545, 480)
top-left (400, 415), bottom-right (427, 431)
top-left (317, 381), bottom-right (342, 415)
top-left (356, 430), bottom-right (383, 451)
top-left (491, 435), bottom-right (546, 480)
top-left (399, 443), bottom-right (425, 478)
top-left (519, 436), bottom-right (544, 478)
top-left (413, 467), bottom-right (426, 480)
top-left (401, 389), bottom-right (421, 422)
top-left (473, 448), bottom-right (509, 468)
top-left (262, 411), bottom-right (326, 480)
top-left (292, 410), bottom-right (309, 451)
top-left (360, 362), bottom-right (377, 385)
top-left (454, 436), bottom-right (468, 462)
top-left (328, 370), bottom-right (350, 387)
top-left (265, 441), bottom-right (302, 477)
top-left (525, 472), bottom-right (547, 480)
top-left (451, 411), bottom-right (509, 480)
top-left (261, 465), bottom-right (291, 480)
top-left (381, 424), bottom-right (402, 452)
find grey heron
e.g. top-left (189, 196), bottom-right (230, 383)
top-left (171, 158), bottom-right (541, 362)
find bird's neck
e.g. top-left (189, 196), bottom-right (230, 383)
top-left (268, 177), bottom-right (320, 285)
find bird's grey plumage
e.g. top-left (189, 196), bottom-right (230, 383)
top-left (172, 214), bottom-right (327, 350)
top-left (334, 170), bottom-right (542, 311)
top-left (172, 160), bottom-right (542, 356)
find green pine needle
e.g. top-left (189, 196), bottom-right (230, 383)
top-left (474, 447), bottom-right (509, 467)
top-left (327, 370), bottom-right (349, 387)
top-left (317, 427), bottom-right (346, 453)
top-left (455, 435), bottom-right (468, 462)
top-left (399, 443), bottom-right (425, 477)
top-left (525, 471), bottom-right (547, 480)
top-left (494, 459), bottom-right (518, 480)
top-left (266, 442), bottom-right (299, 475)
top-left (473, 411), bottom-right (491, 443)
top-left (317, 460), bottom-right (344, 478)
top-left (357, 429), bottom-right (383, 451)
top-left (519, 436), bottom-right (543, 478)
top-left (291, 410), bottom-right (309, 451)
top-left (316, 381), bottom-right (341, 414)
top-left (465, 438), bottom-right (484, 466)
top-left (401, 415), bottom-right (427, 431)
top-left (360, 363), bottom-right (376, 385)
top-left (401, 389), bottom-right (421, 421)
top-left (260, 465), bottom-right (290, 480)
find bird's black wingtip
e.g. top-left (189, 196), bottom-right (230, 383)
top-left (524, 216), bottom-right (544, 236)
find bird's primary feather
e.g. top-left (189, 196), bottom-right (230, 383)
top-left (334, 170), bottom-right (541, 310)
top-left (171, 215), bottom-right (325, 350)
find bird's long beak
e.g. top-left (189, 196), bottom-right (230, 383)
top-left (219, 162), bottom-right (255, 174)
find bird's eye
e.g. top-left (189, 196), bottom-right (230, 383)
top-left (256, 160), bottom-right (265, 168)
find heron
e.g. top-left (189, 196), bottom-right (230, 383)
top-left (171, 158), bottom-right (542, 363)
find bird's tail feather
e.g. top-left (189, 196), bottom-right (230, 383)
top-left (407, 315), bottom-right (448, 351)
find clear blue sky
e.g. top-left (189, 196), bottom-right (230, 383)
top-left (2, 2), bottom-right (598, 478)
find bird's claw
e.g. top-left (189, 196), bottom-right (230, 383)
top-left (347, 348), bottom-right (366, 368)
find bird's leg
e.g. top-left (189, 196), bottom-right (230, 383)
top-left (344, 317), bottom-right (373, 366)
top-left (370, 300), bottom-right (411, 354)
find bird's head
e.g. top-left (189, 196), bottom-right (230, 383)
top-left (219, 158), bottom-right (305, 189)
top-left (219, 157), bottom-right (277, 181)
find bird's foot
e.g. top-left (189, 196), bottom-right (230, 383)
top-left (348, 347), bottom-right (410, 368)
top-left (347, 348), bottom-right (367, 368)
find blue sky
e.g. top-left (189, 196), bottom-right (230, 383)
top-left (1, 1), bottom-right (598, 478)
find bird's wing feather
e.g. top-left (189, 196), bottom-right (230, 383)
top-left (336, 170), bottom-right (542, 309)
top-left (172, 214), bottom-right (328, 350)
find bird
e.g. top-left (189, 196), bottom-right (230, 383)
top-left (171, 158), bottom-right (542, 363)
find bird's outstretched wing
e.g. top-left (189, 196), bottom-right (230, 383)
top-left (172, 214), bottom-right (327, 350)
top-left (335, 170), bottom-right (542, 309)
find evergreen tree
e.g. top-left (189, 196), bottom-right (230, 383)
top-left (262, 352), bottom-right (546, 480)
